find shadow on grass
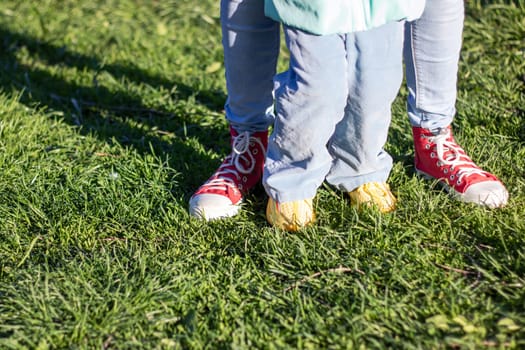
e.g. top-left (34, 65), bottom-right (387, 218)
top-left (0, 26), bottom-right (230, 196)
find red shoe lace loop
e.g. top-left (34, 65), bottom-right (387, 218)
top-left (232, 131), bottom-right (266, 175)
top-left (193, 130), bottom-right (267, 198)
top-left (422, 128), bottom-right (488, 184)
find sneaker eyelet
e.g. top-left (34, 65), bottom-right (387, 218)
top-left (242, 176), bottom-right (248, 182)
top-left (456, 180), bottom-right (461, 185)
top-left (450, 175), bottom-right (455, 180)
top-left (238, 184), bottom-right (243, 190)
top-left (425, 144), bottom-right (431, 150)
top-left (443, 168), bottom-right (448, 174)
top-left (252, 149), bottom-right (258, 155)
top-left (430, 152), bottom-right (435, 158)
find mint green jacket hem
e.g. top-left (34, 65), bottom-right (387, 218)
top-left (264, 0), bottom-right (426, 35)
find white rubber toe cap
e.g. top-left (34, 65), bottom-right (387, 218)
top-left (456, 181), bottom-right (509, 208)
top-left (189, 194), bottom-right (241, 220)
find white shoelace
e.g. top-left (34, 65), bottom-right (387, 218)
top-left (202, 131), bottom-right (266, 193)
top-left (232, 131), bottom-right (265, 174)
top-left (429, 129), bottom-right (485, 185)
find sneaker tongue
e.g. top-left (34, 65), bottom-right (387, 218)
top-left (431, 127), bottom-right (449, 136)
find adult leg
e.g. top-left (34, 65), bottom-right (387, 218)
top-left (405, 0), bottom-right (508, 208)
top-left (405, 0), bottom-right (462, 130)
top-left (189, 0), bottom-right (280, 220)
top-left (222, 0), bottom-right (279, 133)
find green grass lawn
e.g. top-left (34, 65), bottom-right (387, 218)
top-left (0, 0), bottom-right (524, 348)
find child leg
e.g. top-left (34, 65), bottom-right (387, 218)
top-left (263, 27), bottom-right (352, 230)
top-left (326, 21), bottom-right (404, 210)
top-left (263, 28), bottom-right (349, 204)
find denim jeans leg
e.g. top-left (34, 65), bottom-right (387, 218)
top-left (404, 0), bottom-right (464, 130)
top-left (326, 22), bottom-right (404, 192)
top-left (263, 28), bottom-right (349, 203)
top-left (221, 0), bottom-right (280, 133)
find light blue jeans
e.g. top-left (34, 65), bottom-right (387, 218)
top-left (220, 0), bottom-right (279, 133)
top-left (220, 0), bottom-right (465, 200)
top-left (264, 23), bottom-right (404, 202)
top-left (405, 0), bottom-right (464, 130)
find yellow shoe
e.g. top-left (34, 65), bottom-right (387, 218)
top-left (348, 182), bottom-right (397, 213)
top-left (266, 197), bottom-right (315, 231)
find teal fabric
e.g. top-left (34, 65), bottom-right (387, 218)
top-left (264, 0), bottom-right (426, 35)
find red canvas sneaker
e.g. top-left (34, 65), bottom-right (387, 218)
top-left (412, 126), bottom-right (508, 208)
top-left (189, 128), bottom-right (268, 220)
